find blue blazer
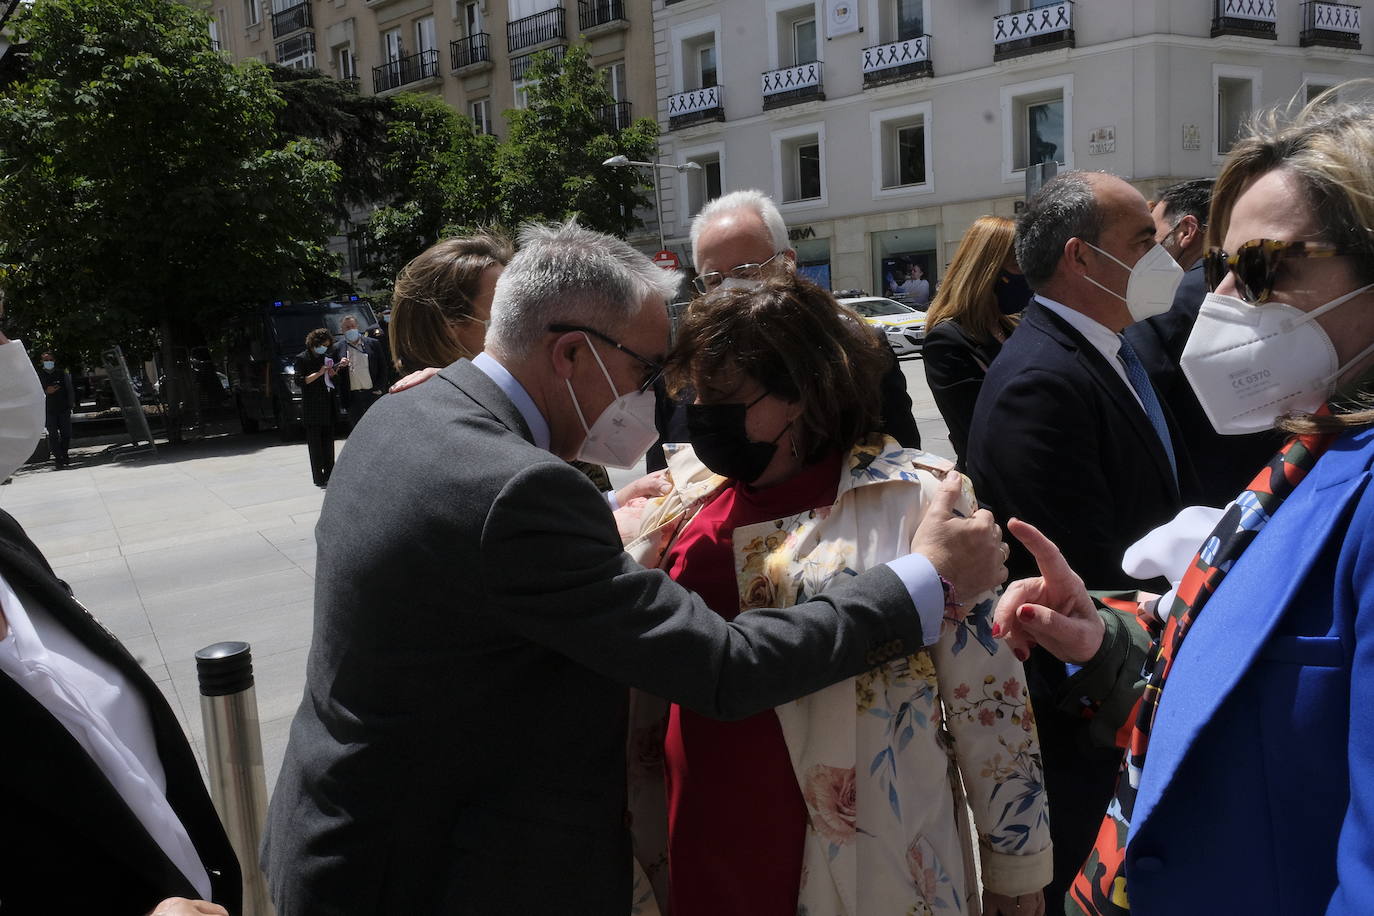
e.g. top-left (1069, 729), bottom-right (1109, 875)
top-left (1126, 424), bottom-right (1374, 914)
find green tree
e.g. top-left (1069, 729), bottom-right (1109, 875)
top-left (0, 0), bottom-right (339, 434)
top-left (358, 92), bottom-right (499, 287)
top-left (498, 44), bottom-right (658, 236)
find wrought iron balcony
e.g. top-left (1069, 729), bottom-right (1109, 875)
top-left (994, 1), bottom-right (1074, 60)
top-left (761, 61), bottom-right (824, 110)
top-left (510, 44), bottom-right (566, 81)
top-left (270, 0), bottom-right (311, 39)
top-left (599, 100), bottom-right (632, 131)
top-left (1212, 0), bottom-right (1277, 38)
top-left (373, 48), bottom-right (440, 93)
top-left (275, 30), bottom-right (315, 66)
top-left (861, 35), bottom-right (932, 87)
top-left (667, 85), bottom-right (724, 131)
top-left (579, 0), bottom-right (627, 32)
top-left (450, 32), bottom-right (491, 70)
top-left (1301, 1), bottom-right (1362, 47)
top-left (508, 6), bottom-right (566, 53)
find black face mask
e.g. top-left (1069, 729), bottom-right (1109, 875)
top-left (685, 394), bottom-right (789, 484)
top-left (994, 270), bottom-right (1033, 315)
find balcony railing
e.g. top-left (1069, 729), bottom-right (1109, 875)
top-left (275, 30), bottom-right (314, 63)
top-left (761, 61), bottom-right (824, 110)
top-left (1212, 0), bottom-right (1277, 38)
top-left (510, 44), bottom-right (566, 81)
top-left (373, 48), bottom-right (440, 93)
top-left (667, 85), bottom-right (724, 131)
top-left (862, 35), bottom-right (932, 86)
top-left (508, 6), bottom-right (566, 52)
top-left (270, 0), bottom-right (311, 38)
top-left (450, 32), bottom-right (491, 70)
top-left (599, 100), bottom-right (632, 131)
top-left (579, 0), bottom-right (627, 31)
top-left (1301, 1), bottom-right (1362, 47)
top-left (994, 1), bottom-right (1074, 60)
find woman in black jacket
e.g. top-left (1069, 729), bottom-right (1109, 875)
top-left (294, 327), bottom-right (338, 487)
top-left (923, 216), bottom-right (1029, 465)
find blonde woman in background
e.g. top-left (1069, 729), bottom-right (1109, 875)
top-left (922, 217), bottom-right (1029, 465)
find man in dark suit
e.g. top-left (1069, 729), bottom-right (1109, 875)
top-left (648, 190), bottom-right (919, 471)
top-left (263, 220), bottom-right (1007, 914)
top-left (331, 315), bottom-right (386, 429)
top-left (0, 331), bottom-right (239, 915)
top-left (37, 349), bottom-right (74, 469)
top-left (1125, 179), bottom-right (1282, 505)
top-left (966, 171), bottom-right (1200, 915)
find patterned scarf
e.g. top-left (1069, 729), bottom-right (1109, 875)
top-left (1068, 425), bottom-right (1337, 915)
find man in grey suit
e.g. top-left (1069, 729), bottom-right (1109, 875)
top-left (263, 221), bottom-right (1007, 914)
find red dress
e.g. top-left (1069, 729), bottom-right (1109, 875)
top-left (662, 454), bottom-right (842, 916)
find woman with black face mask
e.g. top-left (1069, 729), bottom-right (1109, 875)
top-left (622, 274), bottom-right (1051, 916)
top-left (923, 216), bottom-right (1027, 466)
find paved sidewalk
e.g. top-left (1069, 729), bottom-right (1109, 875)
top-left (0, 432), bottom-right (329, 792)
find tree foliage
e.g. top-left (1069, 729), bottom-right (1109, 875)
top-left (0, 0), bottom-right (340, 361)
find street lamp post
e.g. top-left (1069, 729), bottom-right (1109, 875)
top-left (602, 154), bottom-right (702, 253)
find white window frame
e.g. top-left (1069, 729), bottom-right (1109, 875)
top-left (334, 43), bottom-right (356, 80)
top-left (416, 15), bottom-right (437, 55)
top-left (870, 100), bottom-right (934, 199)
top-left (671, 16), bottom-right (721, 94)
top-left (766, 0), bottom-right (823, 71)
top-left (461, 0), bottom-right (483, 35)
top-left (603, 60), bottom-right (627, 102)
top-left (243, 0), bottom-right (261, 27)
top-left (772, 121), bottom-right (827, 210)
top-left (208, 15), bottom-right (221, 48)
top-left (471, 98), bottom-right (492, 134)
top-left (999, 73), bottom-right (1073, 182)
top-left (1302, 71), bottom-right (1342, 105)
top-left (864, 0), bottom-right (930, 44)
top-left (677, 140), bottom-right (726, 229)
top-left (383, 27), bottom-right (404, 62)
top-left (1212, 64), bottom-right (1261, 164)
top-left (514, 80), bottom-right (538, 109)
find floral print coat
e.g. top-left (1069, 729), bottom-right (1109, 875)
top-left (625, 436), bottom-right (1053, 916)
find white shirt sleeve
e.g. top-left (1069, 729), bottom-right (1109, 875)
top-left (883, 553), bottom-right (945, 647)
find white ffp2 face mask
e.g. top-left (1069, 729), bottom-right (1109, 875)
top-left (1085, 242), bottom-right (1185, 322)
top-left (564, 333), bottom-right (660, 470)
top-left (0, 341), bottom-right (47, 480)
top-left (1180, 284), bottom-right (1374, 435)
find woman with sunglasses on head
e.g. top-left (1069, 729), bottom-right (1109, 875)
top-left (625, 273), bottom-right (1051, 916)
top-left (992, 86), bottom-right (1374, 915)
top-left (923, 216), bottom-right (1029, 466)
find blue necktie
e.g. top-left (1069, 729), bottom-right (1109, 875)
top-left (1117, 334), bottom-right (1178, 485)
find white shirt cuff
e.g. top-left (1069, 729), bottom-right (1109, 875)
top-left (884, 553), bottom-right (944, 647)
top-left (604, 489), bottom-right (619, 512)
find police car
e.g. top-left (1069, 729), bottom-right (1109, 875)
top-left (838, 296), bottom-right (926, 357)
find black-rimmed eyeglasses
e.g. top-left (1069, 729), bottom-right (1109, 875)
top-left (548, 323), bottom-right (666, 394)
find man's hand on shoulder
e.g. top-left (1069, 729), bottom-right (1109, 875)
top-left (910, 470), bottom-right (1008, 601)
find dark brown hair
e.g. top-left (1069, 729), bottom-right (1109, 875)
top-left (667, 274), bottom-right (889, 461)
top-left (305, 328), bottom-right (332, 350)
top-left (389, 232), bottom-right (515, 371)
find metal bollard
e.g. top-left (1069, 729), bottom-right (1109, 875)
top-left (197, 641), bottom-right (275, 916)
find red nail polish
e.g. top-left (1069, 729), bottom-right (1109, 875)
top-left (1018, 605), bottom-right (1035, 621)
top-left (991, 623), bottom-right (1003, 638)
top-left (1015, 648), bottom-right (1029, 662)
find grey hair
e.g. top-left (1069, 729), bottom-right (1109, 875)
top-left (1014, 170), bottom-right (1104, 289)
top-left (690, 189), bottom-right (790, 264)
top-left (484, 219), bottom-right (680, 360)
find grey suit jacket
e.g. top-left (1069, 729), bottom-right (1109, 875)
top-left (263, 359), bottom-right (927, 915)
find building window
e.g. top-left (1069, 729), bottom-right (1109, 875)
top-left (603, 61), bottom-right (626, 101)
top-left (244, 0), bottom-right (261, 26)
top-left (514, 81), bottom-right (535, 109)
top-left (1304, 74), bottom-right (1339, 106)
top-left (334, 45), bottom-right (356, 80)
top-left (873, 226), bottom-right (938, 305)
top-left (471, 98), bottom-right (492, 134)
top-left (1213, 65), bottom-right (1259, 159)
top-left (383, 27), bottom-right (403, 62)
top-left (1000, 74), bottom-right (1073, 179)
top-left (773, 124), bottom-right (826, 206)
top-left (892, 0), bottom-right (923, 40)
top-left (208, 16), bottom-right (221, 48)
top-left (775, 4), bottom-right (819, 67)
top-left (684, 151), bottom-right (723, 217)
top-left (871, 102), bottom-right (933, 195)
top-left (682, 35), bottom-right (717, 90)
top-left (463, 0), bottom-right (483, 35)
top-left (416, 15), bottom-right (437, 56)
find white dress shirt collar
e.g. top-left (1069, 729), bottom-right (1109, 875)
top-left (471, 352), bottom-right (551, 452)
top-left (1034, 296), bottom-right (1143, 411)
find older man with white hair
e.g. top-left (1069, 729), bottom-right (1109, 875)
top-left (262, 220), bottom-right (1007, 914)
top-left (649, 190), bottom-right (919, 469)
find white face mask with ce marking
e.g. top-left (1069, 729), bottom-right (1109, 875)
top-left (1084, 242), bottom-right (1185, 322)
top-left (0, 341), bottom-right (46, 480)
top-left (1181, 284), bottom-right (1374, 435)
top-left (565, 332), bottom-right (660, 470)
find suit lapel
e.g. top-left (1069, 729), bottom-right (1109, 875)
top-left (1128, 436), bottom-right (1372, 842)
top-left (1032, 305), bottom-right (1180, 497)
top-left (441, 358), bottom-right (535, 445)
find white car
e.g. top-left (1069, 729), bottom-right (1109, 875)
top-left (839, 296), bottom-right (926, 357)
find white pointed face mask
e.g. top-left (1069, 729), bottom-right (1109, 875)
top-left (0, 342), bottom-right (46, 480)
top-left (1085, 241), bottom-right (1185, 322)
top-left (1180, 283), bottom-right (1374, 435)
top-left (564, 332), bottom-right (660, 470)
